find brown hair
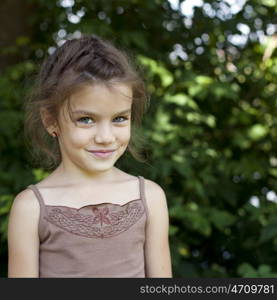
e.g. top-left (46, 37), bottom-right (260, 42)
top-left (24, 34), bottom-right (150, 170)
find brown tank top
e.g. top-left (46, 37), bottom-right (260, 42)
top-left (27, 176), bottom-right (148, 278)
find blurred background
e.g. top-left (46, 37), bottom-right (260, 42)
top-left (0, 0), bottom-right (276, 277)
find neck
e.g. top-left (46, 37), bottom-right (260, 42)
top-left (51, 162), bottom-right (120, 186)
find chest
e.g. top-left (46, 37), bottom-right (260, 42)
top-left (37, 179), bottom-right (140, 209)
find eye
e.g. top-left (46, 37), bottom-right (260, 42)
top-left (76, 115), bottom-right (129, 125)
top-left (114, 116), bottom-right (129, 122)
top-left (77, 117), bottom-right (94, 124)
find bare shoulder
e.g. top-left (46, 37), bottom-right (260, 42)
top-left (143, 178), bottom-right (168, 214)
top-left (144, 178), bottom-right (166, 197)
top-left (9, 188), bottom-right (40, 221)
top-left (8, 187), bottom-right (40, 248)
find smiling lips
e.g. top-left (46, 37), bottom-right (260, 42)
top-left (89, 150), bottom-right (115, 153)
top-left (87, 149), bottom-right (116, 158)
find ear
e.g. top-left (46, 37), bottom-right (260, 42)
top-left (40, 108), bottom-right (58, 136)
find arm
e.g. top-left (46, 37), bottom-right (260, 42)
top-left (8, 189), bottom-right (40, 277)
top-left (144, 179), bottom-right (172, 278)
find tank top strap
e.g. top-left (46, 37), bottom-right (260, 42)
top-left (138, 176), bottom-right (149, 222)
top-left (27, 184), bottom-right (46, 215)
top-left (27, 184), bottom-right (49, 240)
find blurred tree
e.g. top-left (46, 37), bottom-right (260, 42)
top-left (0, 0), bottom-right (38, 70)
top-left (0, 0), bottom-right (276, 277)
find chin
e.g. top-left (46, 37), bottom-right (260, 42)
top-left (83, 160), bottom-right (116, 172)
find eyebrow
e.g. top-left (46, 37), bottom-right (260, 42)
top-left (72, 109), bottom-right (131, 117)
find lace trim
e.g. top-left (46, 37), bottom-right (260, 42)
top-left (44, 200), bottom-right (144, 239)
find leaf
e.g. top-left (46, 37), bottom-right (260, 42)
top-left (32, 169), bottom-right (49, 181)
top-left (0, 195), bottom-right (13, 215)
top-left (169, 225), bottom-right (179, 236)
top-left (237, 263), bottom-right (258, 277)
top-left (259, 220), bottom-right (277, 243)
top-left (206, 208), bottom-right (236, 230)
top-left (247, 124), bottom-right (268, 141)
top-left (195, 75), bottom-right (213, 85)
top-left (137, 55), bottom-right (173, 87)
top-left (184, 211), bottom-right (212, 237)
top-left (165, 93), bottom-right (199, 109)
top-left (259, 0), bottom-right (276, 7)
top-left (257, 264), bottom-right (271, 275)
top-left (170, 205), bottom-right (211, 236)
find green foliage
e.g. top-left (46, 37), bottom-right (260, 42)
top-left (238, 263), bottom-right (277, 277)
top-left (0, 0), bottom-right (276, 278)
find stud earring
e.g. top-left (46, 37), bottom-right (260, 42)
top-left (52, 131), bottom-right (58, 138)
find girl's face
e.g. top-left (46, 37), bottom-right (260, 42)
top-left (55, 82), bottom-right (132, 176)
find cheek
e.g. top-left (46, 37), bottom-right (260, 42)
top-left (61, 128), bottom-right (91, 148)
top-left (71, 129), bottom-right (91, 147)
top-left (117, 127), bottom-right (131, 142)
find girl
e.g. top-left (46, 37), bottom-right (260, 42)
top-left (7, 34), bottom-right (172, 278)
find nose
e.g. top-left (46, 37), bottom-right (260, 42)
top-left (94, 122), bottom-right (116, 144)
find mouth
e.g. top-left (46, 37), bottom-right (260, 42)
top-left (88, 150), bottom-right (116, 153)
top-left (87, 149), bottom-right (116, 158)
